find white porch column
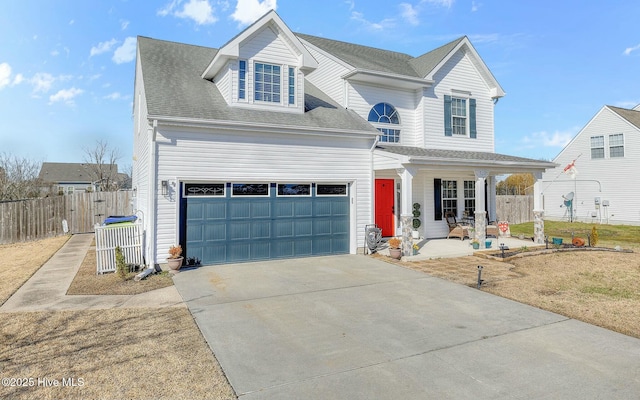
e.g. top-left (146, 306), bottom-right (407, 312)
top-left (474, 169), bottom-right (489, 244)
top-left (533, 171), bottom-right (545, 244)
top-left (396, 167), bottom-right (417, 256)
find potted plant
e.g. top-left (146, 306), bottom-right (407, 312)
top-left (412, 243), bottom-right (419, 256)
top-left (412, 203), bottom-right (421, 239)
top-left (387, 237), bottom-right (402, 259)
top-left (167, 245), bottom-right (184, 271)
top-left (470, 239), bottom-right (480, 250)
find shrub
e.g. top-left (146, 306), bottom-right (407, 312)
top-left (591, 226), bottom-right (599, 247)
top-left (115, 246), bottom-right (127, 280)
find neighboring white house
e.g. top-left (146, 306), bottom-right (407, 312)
top-left (541, 104), bottom-right (640, 226)
top-left (132, 10), bottom-right (554, 266)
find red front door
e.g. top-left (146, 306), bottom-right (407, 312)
top-left (375, 179), bottom-right (395, 237)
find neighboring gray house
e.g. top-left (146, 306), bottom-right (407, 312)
top-left (39, 162), bottom-right (123, 194)
top-left (132, 11), bottom-right (554, 266)
top-left (541, 104), bottom-right (640, 225)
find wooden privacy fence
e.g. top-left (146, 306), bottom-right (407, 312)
top-left (95, 223), bottom-right (144, 274)
top-left (0, 191), bottom-right (133, 244)
top-left (496, 195), bottom-right (534, 225)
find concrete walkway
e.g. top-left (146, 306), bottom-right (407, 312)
top-left (0, 233), bottom-right (184, 312)
top-left (174, 255), bottom-right (640, 399)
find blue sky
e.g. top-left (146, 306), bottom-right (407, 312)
top-left (1, 0), bottom-right (639, 170)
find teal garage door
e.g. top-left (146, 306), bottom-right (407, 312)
top-left (183, 183), bottom-right (350, 265)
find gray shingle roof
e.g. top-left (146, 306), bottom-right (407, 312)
top-left (137, 36), bottom-right (378, 134)
top-left (38, 162), bottom-right (119, 183)
top-left (608, 106), bottom-right (640, 130)
top-left (296, 33), bottom-right (465, 78)
top-left (376, 145), bottom-right (556, 168)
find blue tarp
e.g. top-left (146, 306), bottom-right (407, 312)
top-left (103, 215), bottom-right (138, 225)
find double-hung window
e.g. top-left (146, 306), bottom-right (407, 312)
top-left (609, 133), bottom-right (624, 158)
top-left (255, 62), bottom-right (281, 103)
top-left (463, 180), bottom-right (475, 217)
top-left (451, 98), bottom-right (467, 135)
top-left (442, 180), bottom-right (458, 217)
top-left (444, 95), bottom-right (476, 138)
top-left (590, 135), bottom-right (604, 159)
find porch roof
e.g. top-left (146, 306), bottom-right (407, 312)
top-left (375, 145), bottom-right (556, 173)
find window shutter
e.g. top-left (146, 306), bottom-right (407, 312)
top-left (444, 95), bottom-right (452, 137)
top-left (434, 178), bottom-right (442, 220)
top-left (469, 98), bottom-right (477, 138)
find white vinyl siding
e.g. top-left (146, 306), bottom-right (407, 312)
top-left (542, 106), bottom-right (640, 225)
top-left (426, 50), bottom-right (494, 152)
top-left (300, 41), bottom-right (350, 107)
top-left (152, 127), bottom-right (374, 263)
top-left (347, 82), bottom-right (418, 146)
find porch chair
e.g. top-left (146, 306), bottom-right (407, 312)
top-left (486, 218), bottom-right (499, 238)
top-left (445, 211), bottom-right (471, 240)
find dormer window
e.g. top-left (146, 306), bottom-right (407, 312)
top-left (368, 102), bottom-right (400, 143)
top-left (238, 60), bottom-right (246, 100)
top-left (255, 62), bottom-right (281, 103)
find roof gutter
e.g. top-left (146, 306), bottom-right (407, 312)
top-left (147, 114), bottom-right (380, 139)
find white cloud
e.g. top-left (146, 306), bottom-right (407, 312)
top-left (159, 0), bottom-right (218, 25)
top-left (0, 63), bottom-right (11, 89)
top-left (51, 50), bottom-right (60, 57)
top-left (30, 72), bottom-right (56, 93)
top-left (121, 19), bottom-right (130, 30)
top-left (90, 39), bottom-right (118, 57)
top-left (421, 0), bottom-right (454, 7)
top-left (623, 43), bottom-right (640, 56)
top-left (471, 0), bottom-right (480, 12)
top-left (104, 92), bottom-right (124, 100)
top-left (13, 73), bottom-right (24, 85)
top-left (350, 11), bottom-right (395, 31)
top-left (231, 0), bottom-right (276, 26)
top-left (112, 37), bottom-right (137, 64)
top-left (400, 3), bottom-right (419, 25)
top-left (521, 128), bottom-right (576, 150)
top-left (48, 87), bottom-right (84, 105)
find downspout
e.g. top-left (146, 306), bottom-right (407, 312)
top-left (147, 119), bottom-right (158, 267)
top-left (369, 135), bottom-right (379, 230)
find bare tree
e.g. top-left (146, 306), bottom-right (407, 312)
top-left (0, 153), bottom-right (43, 200)
top-left (83, 140), bottom-right (122, 191)
top-left (496, 173), bottom-right (535, 195)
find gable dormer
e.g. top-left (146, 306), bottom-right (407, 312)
top-left (202, 10), bottom-right (318, 114)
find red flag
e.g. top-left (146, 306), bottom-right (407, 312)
top-left (563, 159), bottom-right (577, 179)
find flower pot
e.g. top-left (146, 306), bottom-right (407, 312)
top-left (167, 257), bottom-right (183, 271)
top-left (485, 240), bottom-right (492, 249)
top-left (552, 238), bottom-right (563, 246)
top-left (472, 242), bottom-right (480, 250)
top-left (389, 248), bottom-right (402, 259)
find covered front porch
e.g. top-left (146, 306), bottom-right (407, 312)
top-left (373, 145), bottom-right (556, 256)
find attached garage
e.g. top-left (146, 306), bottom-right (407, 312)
top-left (181, 182), bottom-right (350, 265)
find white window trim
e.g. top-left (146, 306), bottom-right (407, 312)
top-left (608, 133), bottom-right (624, 158)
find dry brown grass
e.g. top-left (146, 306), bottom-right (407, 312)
top-left (392, 250), bottom-right (640, 339)
top-left (0, 235), bottom-right (70, 306)
top-left (0, 308), bottom-right (236, 400)
top-left (1, 236), bottom-right (237, 400)
top-left (67, 246), bottom-right (174, 295)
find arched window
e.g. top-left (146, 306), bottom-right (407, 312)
top-left (368, 103), bottom-right (400, 143)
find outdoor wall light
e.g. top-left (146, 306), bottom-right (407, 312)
top-left (161, 180), bottom-right (168, 196)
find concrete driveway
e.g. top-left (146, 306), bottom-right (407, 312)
top-left (173, 255), bottom-right (640, 399)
